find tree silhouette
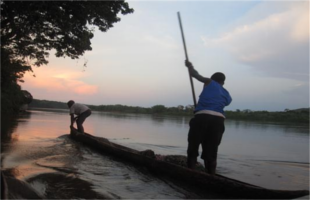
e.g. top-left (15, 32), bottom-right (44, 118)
top-left (1, 1), bottom-right (134, 115)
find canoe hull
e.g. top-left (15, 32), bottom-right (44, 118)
top-left (70, 128), bottom-right (309, 199)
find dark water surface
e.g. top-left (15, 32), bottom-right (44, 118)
top-left (1, 109), bottom-right (309, 199)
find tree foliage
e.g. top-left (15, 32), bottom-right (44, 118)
top-left (1, 0), bottom-right (133, 78)
top-left (151, 105), bottom-right (167, 114)
top-left (1, 1), bottom-right (134, 115)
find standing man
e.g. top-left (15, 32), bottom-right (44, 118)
top-left (67, 100), bottom-right (92, 133)
top-left (185, 60), bottom-right (232, 175)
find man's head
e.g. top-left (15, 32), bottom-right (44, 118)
top-left (67, 100), bottom-right (75, 108)
top-left (211, 72), bottom-right (225, 85)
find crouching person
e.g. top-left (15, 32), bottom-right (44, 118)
top-left (67, 100), bottom-right (91, 133)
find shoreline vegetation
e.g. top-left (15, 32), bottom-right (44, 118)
top-left (29, 99), bottom-right (309, 124)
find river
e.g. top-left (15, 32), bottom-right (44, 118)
top-left (1, 108), bottom-right (309, 199)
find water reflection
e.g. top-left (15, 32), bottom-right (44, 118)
top-left (1, 109), bottom-right (309, 197)
top-left (93, 111), bottom-right (191, 127)
top-left (1, 112), bottom-right (33, 160)
top-left (150, 115), bottom-right (191, 128)
top-left (1, 112), bottom-right (32, 143)
top-left (1, 111), bottom-right (211, 198)
top-left (226, 120), bottom-right (309, 137)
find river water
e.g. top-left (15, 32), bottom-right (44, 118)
top-left (1, 108), bottom-right (309, 199)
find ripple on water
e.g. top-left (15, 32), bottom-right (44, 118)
top-left (35, 155), bottom-right (79, 174)
top-left (4, 134), bottom-right (221, 199)
top-left (27, 173), bottom-right (118, 199)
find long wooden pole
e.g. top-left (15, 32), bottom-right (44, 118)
top-left (177, 12), bottom-right (197, 108)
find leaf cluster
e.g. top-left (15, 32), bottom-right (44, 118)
top-left (1, 1), bottom-right (133, 67)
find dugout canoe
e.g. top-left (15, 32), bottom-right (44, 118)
top-left (70, 128), bottom-right (309, 199)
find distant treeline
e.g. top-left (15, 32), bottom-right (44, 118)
top-left (29, 99), bottom-right (309, 124)
top-left (225, 110), bottom-right (309, 124)
top-left (29, 99), bottom-right (193, 115)
top-left (30, 99), bottom-right (69, 109)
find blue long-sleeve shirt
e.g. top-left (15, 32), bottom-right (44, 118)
top-left (195, 80), bottom-right (232, 115)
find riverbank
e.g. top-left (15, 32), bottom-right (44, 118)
top-left (29, 99), bottom-right (309, 124)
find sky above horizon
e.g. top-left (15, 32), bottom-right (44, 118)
top-left (22, 1), bottom-right (309, 111)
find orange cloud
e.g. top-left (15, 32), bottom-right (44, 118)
top-left (73, 84), bottom-right (98, 95)
top-left (23, 66), bottom-right (98, 95)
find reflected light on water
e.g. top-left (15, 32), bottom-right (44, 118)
top-left (1, 108), bottom-right (309, 197)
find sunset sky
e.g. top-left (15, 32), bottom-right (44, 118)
top-left (22, 1), bottom-right (309, 111)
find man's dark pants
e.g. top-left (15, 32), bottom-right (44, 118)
top-left (76, 109), bottom-right (91, 133)
top-left (187, 114), bottom-right (225, 171)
